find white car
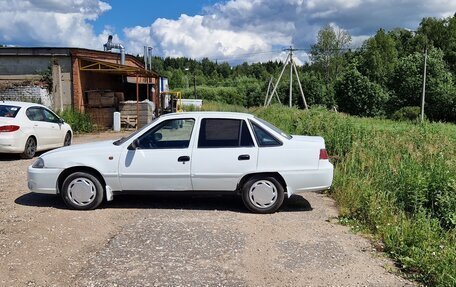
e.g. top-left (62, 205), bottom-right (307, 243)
top-left (0, 101), bottom-right (72, 159)
top-left (28, 112), bottom-right (333, 213)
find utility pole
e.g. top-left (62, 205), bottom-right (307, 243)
top-left (421, 47), bottom-right (427, 122)
top-left (265, 46), bottom-right (308, 109)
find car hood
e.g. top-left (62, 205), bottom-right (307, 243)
top-left (43, 140), bottom-right (116, 156)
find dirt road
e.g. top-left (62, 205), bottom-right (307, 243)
top-left (0, 132), bottom-right (415, 286)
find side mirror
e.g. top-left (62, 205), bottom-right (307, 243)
top-left (128, 139), bottom-right (140, 150)
top-left (59, 118), bottom-right (65, 124)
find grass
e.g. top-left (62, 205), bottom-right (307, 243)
top-left (205, 103), bottom-right (456, 287)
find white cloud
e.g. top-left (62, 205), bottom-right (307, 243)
top-left (121, 0), bottom-right (456, 64)
top-left (2, 0), bottom-right (456, 64)
top-left (0, 0), bottom-right (113, 49)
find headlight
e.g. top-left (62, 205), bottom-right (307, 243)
top-left (32, 158), bottom-right (45, 168)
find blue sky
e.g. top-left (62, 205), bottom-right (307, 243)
top-left (1, 0), bottom-right (456, 64)
top-left (93, 0), bottom-right (218, 35)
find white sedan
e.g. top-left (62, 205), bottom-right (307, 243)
top-left (28, 112), bottom-right (333, 213)
top-left (0, 101), bottom-right (72, 159)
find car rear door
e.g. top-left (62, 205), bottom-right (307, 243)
top-left (118, 118), bottom-right (195, 191)
top-left (191, 117), bottom-right (258, 191)
top-left (25, 107), bottom-right (52, 147)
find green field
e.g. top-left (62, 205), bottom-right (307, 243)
top-left (202, 102), bottom-right (456, 287)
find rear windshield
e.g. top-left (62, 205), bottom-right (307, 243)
top-left (0, 105), bottom-right (21, 118)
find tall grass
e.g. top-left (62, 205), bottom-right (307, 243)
top-left (207, 103), bottom-right (456, 286)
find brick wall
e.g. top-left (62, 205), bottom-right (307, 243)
top-left (0, 84), bottom-right (52, 107)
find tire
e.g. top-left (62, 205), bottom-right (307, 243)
top-left (20, 137), bottom-right (37, 159)
top-left (241, 175), bottom-right (285, 214)
top-left (61, 172), bottom-right (104, 210)
top-left (64, 132), bottom-right (71, 146)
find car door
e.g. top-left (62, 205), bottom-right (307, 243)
top-left (25, 107), bottom-right (53, 147)
top-left (191, 118), bottom-right (258, 191)
top-left (118, 118), bottom-right (195, 191)
top-left (41, 107), bottom-right (65, 147)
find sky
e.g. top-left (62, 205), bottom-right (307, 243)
top-left (0, 0), bottom-right (455, 64)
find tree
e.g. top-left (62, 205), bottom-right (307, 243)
top-left (359, 29), bottom-right (398, 87)
top-left (310, 24), bottom-right (352, 84)
top-left (335, 67), bottom-right (389, 117)
top-left (389, 48), bottom-right (456, 122)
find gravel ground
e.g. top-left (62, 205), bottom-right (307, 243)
top-left (0, 131), bottom-right (416, 286)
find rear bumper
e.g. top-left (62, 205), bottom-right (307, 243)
top-left (0, 132), bottom-right (26, 153)
top-left (281, 161), bottom-right (334, 197)
top-left (27, 166), bottom-right (62, 194)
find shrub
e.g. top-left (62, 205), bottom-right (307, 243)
top-left (391, 106), bottom-right (421, 121)
top-left (59, 108), bottom-right (94, 133)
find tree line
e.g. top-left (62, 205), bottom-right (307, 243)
top-left (147, 14), bottom-right (456, 123)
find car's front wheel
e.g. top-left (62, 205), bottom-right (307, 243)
top-left (20, 137), bottom-right (36, 159)
top-left (61, 172), bottom-right (104, 210)
top-left (241, 175), bottom-right (285, 214)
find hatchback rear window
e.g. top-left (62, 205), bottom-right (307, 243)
top-left (0, 105), bottom-right (21, 118)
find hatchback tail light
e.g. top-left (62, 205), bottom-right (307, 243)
top-left (0, 125), bottom-right (20, 132)
top-left (319, 149), bottom-right (329, 160)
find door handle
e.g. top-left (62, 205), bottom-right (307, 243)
top-left (178, 156), bottom-right (190, 162)
top-left (238, 154), bottom-right (250, 161)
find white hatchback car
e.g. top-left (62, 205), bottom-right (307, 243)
top-left (0, 101), bottom-right (72, 159)
top-left (28, 112), bottom-right (333, 213)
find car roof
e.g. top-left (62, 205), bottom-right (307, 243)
top-left (161, 111), bottom-right (255, 119)
top-left (0, 100), bottom-right (45, 109)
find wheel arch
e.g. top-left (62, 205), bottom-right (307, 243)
top-left (57, 166), bottom-right (106, 194)
top-left (237, 172), bottom-right (287, 194)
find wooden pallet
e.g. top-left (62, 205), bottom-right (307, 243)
top-left (121, 115), bottom-right (137, 129)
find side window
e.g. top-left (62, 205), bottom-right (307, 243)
top-left (42, 108), bottom-right (60, 123)
top-left (26, 107), bottom-right (44, 121)
top-left (251, 121), bottom-right (282, 147)
top-left (137, 118), bottom-right (194, 149)
top-left (198, 119), bottom-right (254, 148)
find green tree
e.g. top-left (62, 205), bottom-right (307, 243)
top-left (389, 48), bottom-right (456, 121)
top-left (359, 29), bottom-right (398, 87)
top-left (335, 67), bottom-right (389, 117)
top-left (310, 24), bottom-right (352, 84)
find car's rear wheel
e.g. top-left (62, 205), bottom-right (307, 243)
top-left (64, 132), bottom-right (71, 146)
top-left (241, 175), bottom-right (285, 213)
top-left (61, 172), bottom-right (104, 210)
top-left (20, 137), bottom-right (36, 159)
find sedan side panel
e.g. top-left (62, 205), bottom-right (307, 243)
top-left (191, 147), bottom-right (258, 191)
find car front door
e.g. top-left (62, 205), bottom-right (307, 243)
top-left (118, 118), bottom-right (195, 191)
top-left (191, 118), bottom-right (258, 191)
top-left (41, 107), bottom-right (65, 147)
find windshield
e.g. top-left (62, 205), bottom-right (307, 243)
top-left (113, 117), bottom-right (158, 146)
top-left (0, 105), bottom-right (21, 118)
top-left (255, 117), bottom-right (292, 139)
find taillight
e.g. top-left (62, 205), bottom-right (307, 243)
top-left (319, 149), bottom-right (329, 160)
top-left (0, 125), bottom-right (20, 132)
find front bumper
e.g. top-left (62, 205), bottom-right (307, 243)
top-left (27, 166), bottom-right (62, 194)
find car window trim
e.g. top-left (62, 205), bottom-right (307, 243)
top-left (197, 118), bottom-right (255, 149)
top-left (249, 120), bottom-right (283, 147)
top-left (136, 117), bottom-right (196, 150)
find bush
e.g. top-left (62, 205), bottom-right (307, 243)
top-left (59, 108), bottom-right (94, 133)
top-left (391, 106), bottom-right (421, 121)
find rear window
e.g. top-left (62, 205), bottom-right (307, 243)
top-left (0, 105), bottom-right (21, 118)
